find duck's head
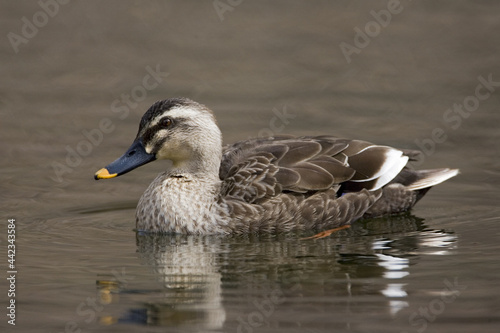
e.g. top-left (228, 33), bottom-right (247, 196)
top-left (94, 98), bottom-right (222, 180)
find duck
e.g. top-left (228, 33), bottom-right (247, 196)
top-left (95, 97), bottom-right (458, 234)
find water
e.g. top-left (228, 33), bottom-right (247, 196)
top-left (2, 1), bottom-right (500, 332)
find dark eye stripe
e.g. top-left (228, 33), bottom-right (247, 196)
top-left (141, 124), bottom-right (162, 144)
top-left (139, 117), bottom-right (191, 150)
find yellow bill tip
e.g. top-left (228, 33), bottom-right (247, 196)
top-left (94, 168), bottom-right (118, 180)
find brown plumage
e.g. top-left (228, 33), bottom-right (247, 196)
top-left (95, 98), bottom-right (459, 234)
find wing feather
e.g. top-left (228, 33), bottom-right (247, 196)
top-left (219, 135), bottom-right (412, 203)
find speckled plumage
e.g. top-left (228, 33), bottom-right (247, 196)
top-left (96, 98), bottom-right (459, 234)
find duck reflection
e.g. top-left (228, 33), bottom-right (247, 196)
top-left (134, 233), bottom-right (226, 329)
top-left (97, 214), bottom-right (457, 330)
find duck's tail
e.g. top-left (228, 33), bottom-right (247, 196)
top-left (404, 168), bottom-right (460, 191)
top-left (364, 168), bottom-right (459, 218)
top-left (405, 167), bottom-right (459, 203)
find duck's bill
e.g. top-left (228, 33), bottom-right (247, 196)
top-left (94, 139), bottom-right (156, 180)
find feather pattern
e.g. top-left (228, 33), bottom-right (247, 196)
top-left (95, 98), bottom-right (459, 234)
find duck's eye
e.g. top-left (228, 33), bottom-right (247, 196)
top-left (159, 117), bottom-right (173, 128)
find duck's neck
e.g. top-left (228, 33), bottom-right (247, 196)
top-left (170, 149), bottom-right (222, 180)
top-left (167, 127), bottom-right (223, 180)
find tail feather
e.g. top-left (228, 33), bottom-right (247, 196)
top-left (405, 168), bottom-right (459, 191)
top-left (364, 168), bottom-right (458, 217)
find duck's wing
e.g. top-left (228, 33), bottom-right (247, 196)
top-left (219, 135), bottom-right (411, 203)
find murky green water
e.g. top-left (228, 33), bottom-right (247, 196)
top-left (1, 1), bottom-right (500, 332)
